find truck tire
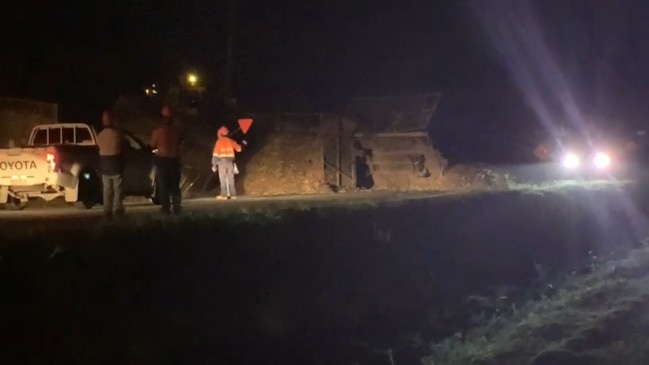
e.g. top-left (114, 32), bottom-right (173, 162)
top-left (5, 196), bottom-right (27, 211)
top-left (76, 169), bottom-right (101, 210)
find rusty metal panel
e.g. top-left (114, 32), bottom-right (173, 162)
top-left (345, 93), bottom-right (442, 133)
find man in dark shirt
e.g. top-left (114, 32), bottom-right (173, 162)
top-left (150, 106), bottom-right (184, 215)
top-left (96, 110), bottom-right (126, 218)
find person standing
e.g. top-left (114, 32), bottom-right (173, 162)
top-left (96, 110), bottom-right (126, 218)
top-left (150, 106), bottom-right (184, 215)
top-left (211, 126), bottom-right (242, 199)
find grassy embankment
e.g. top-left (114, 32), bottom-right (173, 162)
top-left (423, 245), bottom-right (649, 365)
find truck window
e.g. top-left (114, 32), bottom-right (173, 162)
top-left (49, 128), bottom-right (62, 145)
top-left (75, 127), bottom-right (93, 144)
top-left (62, 127), bottom-right (75, 144)
top-left (32, 129), bottom-right (48, 145)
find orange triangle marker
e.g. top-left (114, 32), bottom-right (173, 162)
top-left (238, 118), bottom-right (253, 134)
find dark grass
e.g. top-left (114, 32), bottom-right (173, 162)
top-left (423, 246), bottom-right (649, 365)
top-left (0, 186), bottom-right (648, 364)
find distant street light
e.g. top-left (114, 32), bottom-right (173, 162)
top-left (187, 73), bottom-right (198, 87)
top-left (144, 83), bottom-right (158, 96)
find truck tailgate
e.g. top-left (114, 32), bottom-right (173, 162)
top-left (0, 147), bottom-right (53, 185)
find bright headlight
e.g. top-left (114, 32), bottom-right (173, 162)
top-left (562, 152), bottom-right (580, 168)
top-left (593, 152), bottom-right (611, 169)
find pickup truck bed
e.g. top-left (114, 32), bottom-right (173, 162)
top-left (0, 147), bottom-right (57, 186)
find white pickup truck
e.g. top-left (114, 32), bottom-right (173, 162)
top-left (0, 123), bottom-right (157, 210)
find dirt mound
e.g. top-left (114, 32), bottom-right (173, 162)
top-left (241, 132), bottom-right (328, 195)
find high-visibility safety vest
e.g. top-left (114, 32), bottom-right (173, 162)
top-left (213, 136), bottom-right (242, 158)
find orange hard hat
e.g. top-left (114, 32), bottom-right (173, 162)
top-left (218, 126), bottom-right (229, 136)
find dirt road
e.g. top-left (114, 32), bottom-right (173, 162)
top-left (0, 178), bottom-right (632, 222)
top-left (0, 190), bottom-right (461, 221)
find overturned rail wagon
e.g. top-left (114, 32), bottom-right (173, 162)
top-left (240, 93), bottom-right (450, 195)
top-left (344, 93), bottom-right (447, 191)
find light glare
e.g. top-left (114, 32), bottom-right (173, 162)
top-left (593, 152), bottom-right (611, 169)
top-left (562, 152), bottom-right (580, 168)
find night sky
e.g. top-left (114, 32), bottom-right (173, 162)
top-left (2, 0), bottom-right (648, 135)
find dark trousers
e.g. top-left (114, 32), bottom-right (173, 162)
top-left (155, 157), bottom-right (181, 212)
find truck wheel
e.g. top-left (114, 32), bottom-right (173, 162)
top-left (5, 196), bottom-right (27, 211)
top-left (76, 170), bottom-right (101, 209)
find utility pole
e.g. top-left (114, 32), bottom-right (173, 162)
top-left (223, 0), bottom-right (237, 103)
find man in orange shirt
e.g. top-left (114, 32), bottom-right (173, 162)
top-left (150, 106), bottom-right (184, 214)
top-left (212, 126), bottom-right (242, 199)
